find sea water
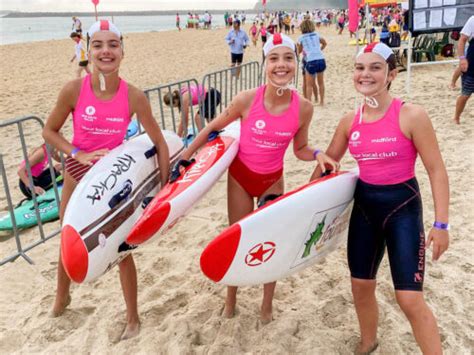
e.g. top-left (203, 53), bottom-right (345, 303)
top-left (0, 14), bottom-right (257, 45)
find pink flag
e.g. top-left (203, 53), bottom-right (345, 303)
top-left (348, 0), bottom-right (359, 33)
top-left (262, 0), bottom-right (266, 5)
top-left (91, 0), bottom-right (99, 5)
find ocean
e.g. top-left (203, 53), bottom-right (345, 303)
top-left (0, 14), bottom-right (257, 45)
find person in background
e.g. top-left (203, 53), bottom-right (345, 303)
top-left (176, 13), bottom-right (181, 31)
top-left (225, 19), bottom-right (249, 79)
top-left (453, 15), bottom-right (474, 124)
top-left (17, 144), bottom-right (61, 199)
top-left (249, 22), bottom-right (258, 47)
top-left (71, 16), bottom-right (82, 35)
top-left (70, 32), bottom-right (90, 78)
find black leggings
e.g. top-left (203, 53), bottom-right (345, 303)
top-left (348, 178), bottom-right (425, 291)
top-left (19, 168), bottom-right (59, 199)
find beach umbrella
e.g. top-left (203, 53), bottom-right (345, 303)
top-left (91, 0), bottom-right (99, 20)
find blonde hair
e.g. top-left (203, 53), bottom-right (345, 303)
top-left (163, 90), bottom-right (181, 109)
top-left (300, 19), bottom-right (315, 34)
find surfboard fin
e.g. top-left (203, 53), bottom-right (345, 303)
top-left (118, 241), bottom-right (137, 253)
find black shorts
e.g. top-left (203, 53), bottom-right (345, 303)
top-left (348, 178), bottom-right (425, 291)
top-left (198, 88), bottom-right (221, 121)
top-left (76, 29), bottom-right (82, 34)
top-left (231, 53), bottom-right (244, 64)
top-left (19, 168), bottom-right (59, 199)
top-left (79, 60), bottom-right (89, 67)
top-left (261, 35), bottom-right (267, 43)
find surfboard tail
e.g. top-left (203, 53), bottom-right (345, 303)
top-left (126, 201), bottom-right (171, 245)
top-left (200, 223), bottom-right (242, 282)
top-left (61, 224), bottom-right (88, 283)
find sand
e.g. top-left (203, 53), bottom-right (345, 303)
top-left (0, 24), bottom-right (473, 354)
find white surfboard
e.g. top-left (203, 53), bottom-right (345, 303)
top-left (61, 131), bottom-right (184, 283)
top-left (200, 170), bottom-right (359, 286)
top-left (127, 122), bottom-right (240, 245)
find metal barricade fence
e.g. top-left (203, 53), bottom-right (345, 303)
top-left (200, 61), bottom-right (261, 117)
top-left (0, 116), bottom-right (62, 265)
top-left (143, 79), bottom-right (201, 145)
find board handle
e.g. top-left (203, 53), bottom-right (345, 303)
top-left (169, 159), bottom-right (196, 183)
top-left (144, 146), bottom-right (157, 159)
top-left (108, 180), bottom-right (133, 209)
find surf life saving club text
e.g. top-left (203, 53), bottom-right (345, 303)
top-left (177, 143), bottom-right (224, 184)
top-left (87, 154), bottom-right (136, 204)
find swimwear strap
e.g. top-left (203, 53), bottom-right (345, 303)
top-left (169, 158), bottom-right (196, 183)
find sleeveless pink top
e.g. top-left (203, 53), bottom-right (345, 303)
top-left (180, 84), bottom-right (206, 106)
top-left (238, 85), bottom-right (300, 174)
top-left (20, 144), bottom-right (48, 177)
top-left (348, 99), bottom-right (417, 185)
top-left (72, 74), bottom-right (131, 152)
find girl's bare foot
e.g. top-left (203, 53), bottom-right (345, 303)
top-left (120, 321), bottom-right (140, 341)
top-left (354, 340), bottom-right (379, 355)
top-left (50, 294), bottom-right (71, 317)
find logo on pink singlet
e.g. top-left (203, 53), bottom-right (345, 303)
top-left (85, 106), bottom-right (96, 115)
top-left (255, 120), bottom-right (266, 130)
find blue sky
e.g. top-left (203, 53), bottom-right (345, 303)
top-left (1, 0), bottom-right (258, 12)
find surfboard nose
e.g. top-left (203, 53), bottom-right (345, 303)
top-left (61, 224), bottom-right (88, 283)
top-left (200, 223), bottom-right (241, 282)
top-left (126, 201), bottom-right (171, 245)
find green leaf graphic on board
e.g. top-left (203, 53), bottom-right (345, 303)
top-left (302, 215), bottom-right (326, 258)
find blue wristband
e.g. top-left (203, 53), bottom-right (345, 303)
top-left (71, 147), bottom-right (80, 159)
top-left (433, 221), bottom-right (449, 230)
top-left (313, 149), bottom-right (321, 160)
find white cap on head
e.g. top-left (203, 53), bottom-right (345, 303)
top-left (88, 20), bottom-right (121, 39)
top-left (357, 42), bottom-right (393, 61)
top-left (263, 33), bottom-right (296, 57)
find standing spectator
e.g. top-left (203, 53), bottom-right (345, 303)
top-left (71, 16), bottom-right (82, 35)
top-left (176, 13), bottom-right (181, 31)
top-left (225, 19), bottom-right (249, 79)
top-left (69, 32), bottom-right (90, 78)
top-left (453, 16), bottom-right (474, 124)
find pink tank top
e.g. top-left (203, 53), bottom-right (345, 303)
top-left (72, 74), bottom-right (131, 152)
top-left (238, 85), bottom-right (300, 174)
top-left (180, 85), bottom-right (206, 106)
top-left (20, 144), bottom-right (48, 177)
top-left (348, 99), bottom-right (417, 185)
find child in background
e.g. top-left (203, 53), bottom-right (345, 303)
top-left (70, 32), bottom-right (90, 78)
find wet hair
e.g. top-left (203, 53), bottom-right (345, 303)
top-left (70, 32), bottom-right (81, 39)
top-left (163, 90), bottom-right (181, 109)
top-left (386, 53), bottom-right (397, 90)
top-left (300, 19), bottom-right (315, 34)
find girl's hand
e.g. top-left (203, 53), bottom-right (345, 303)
top-left (74, 149), bottom-right (109, 166)
top-left (33, 186), bottom-right (46, 195)
top-left (426, 228), bottom-right (449, 261)
top-left (315, 152), bottom-right (340, 174)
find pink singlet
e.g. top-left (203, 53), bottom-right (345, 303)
top-left (180, 84), bottom-right (206, 106)
top-left (67, 74), bottom-right (131, 182)
top-left (348, 98), bottom-right (417, 185)
top-left (20, 144), bottom-right (48, 177)
top-left (238, 85), bottom-right (300, 174)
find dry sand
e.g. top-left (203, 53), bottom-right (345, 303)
top-left (0, 25), bottom-right (473, 354)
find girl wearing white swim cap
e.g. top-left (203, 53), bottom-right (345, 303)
top-left (177, 33), bottom-right (339, 324)
top-left (43, 20), bottom-right (170, 341)
top-left (310, 42), bottom-right (449, 354)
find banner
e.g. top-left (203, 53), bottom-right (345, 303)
top-left (348, 0), bottom-right (359, 33)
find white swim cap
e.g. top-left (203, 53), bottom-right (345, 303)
top-left (87, 20), bottom-right (121, 39)
top-left (357, 42), bottom-right (393, 61)
top-left (263, 33), bottom-right (296, 57)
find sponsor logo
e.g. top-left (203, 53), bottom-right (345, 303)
top-left (106, 117), bottom-right (125, 123)
top-left (351, 131), bottom-right (360, 141)
top-left (23, 204), bottom-right (56, 219)
top-left (371, 137), bottom-right (397, 143)
top-left (255, 120), bottom-right (266, 130)
top-left (302, 215), bottom-right (326, 258)
top-left (245, 241), bottom-right (276, 266)
top-left (415, 232), bottom-right (425, 283)
top-left (85, 106), bottom-right (96, 115)
top-left (87, 154), bottom-right (136, 204)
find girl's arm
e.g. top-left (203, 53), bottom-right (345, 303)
top-left (320, 37), bottom-right (327, 51)
top-left (403, 104), bottom-right (449, 261)
top-left (130, 86), bottom-right (170, 186)
top-left (17, 148), bottom-right (46, 194)
top-left (309, 111), bottom-right (352, 181)
top-left (293, 99), bottom-right (339, 172)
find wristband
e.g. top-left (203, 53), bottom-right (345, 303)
top-left (459, 55), bottom-right (466, 60)
top-left (433, 221), bottom-right (449, 231)
top-left (313, 149), bottom-right (321, 160)
top-left (70, 147), bottom-right (80, 159)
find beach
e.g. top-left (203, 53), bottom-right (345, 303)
top-left (0, 25), bottom-right (473, 354)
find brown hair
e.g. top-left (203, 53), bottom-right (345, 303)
top-left (163, 90), bottom-right (181, 109)
top-left (70, 32), bottom-right (80, 39)
top-left (386, 53), bottom-right (397, 90)
top-left (300, 19), bottom-right (315, 34)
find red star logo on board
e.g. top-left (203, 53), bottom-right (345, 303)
top-left (245, 242), bottom-right (276, 267)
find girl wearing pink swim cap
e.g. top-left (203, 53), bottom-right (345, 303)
top-left (311, 42), bottom-right (449, 354)
top-left (43, 20), bottom-right (170, 341)
top-left (176, 33), bottom-right (339, 324)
